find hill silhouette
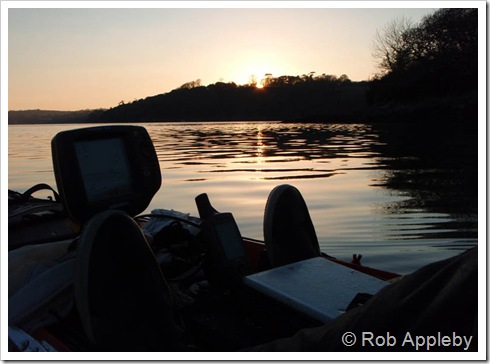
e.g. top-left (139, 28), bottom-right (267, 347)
top-left (94, 75), bottom-right (369, 123)
top-left (8, 109), bottom-right (97, 125)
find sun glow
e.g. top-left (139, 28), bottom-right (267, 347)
top-left (231, 51), bottom-right (294, 87)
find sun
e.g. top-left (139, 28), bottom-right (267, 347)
top-left (255, 82), bottom-right (264, 89)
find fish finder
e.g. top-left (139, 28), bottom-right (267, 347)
top-left (51, 125), bottom-right (161, 223)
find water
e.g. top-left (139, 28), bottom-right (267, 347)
top-left (8, 122), bottom-right (478, 274)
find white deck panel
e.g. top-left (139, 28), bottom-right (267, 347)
top-left (243, 257), bottom-right (389, 323)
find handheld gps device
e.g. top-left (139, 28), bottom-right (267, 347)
top-left (195, 194), bottom-right (251, 290)
top-left (51, 125), bottom-right (161, 223)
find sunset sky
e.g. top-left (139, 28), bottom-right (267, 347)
top-left (4, 2), bottom-right (441, 111)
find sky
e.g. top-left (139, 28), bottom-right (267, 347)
top-left (4, 2), bottom-right (442, 111)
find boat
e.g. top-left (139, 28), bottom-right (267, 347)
top-left (8, 182), bottom-right (400, 352)
top-left (5, 125), bottom-right (400, 352)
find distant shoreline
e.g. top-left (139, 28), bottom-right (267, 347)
top-left (8, 93), bottom-right (477, 126)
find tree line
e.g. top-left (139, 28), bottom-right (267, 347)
top-left (93, 74), bottom-right (369, 123)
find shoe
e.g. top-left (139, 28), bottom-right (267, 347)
top-left (264, 185), bottom-right (321, 267)
top-left (75, 210), bottom-right (185, 351)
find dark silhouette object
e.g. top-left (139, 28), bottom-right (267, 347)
top-left (263, 184), bottom-right (321, 267)
top-left (75, 210), bottom-right (185, 351)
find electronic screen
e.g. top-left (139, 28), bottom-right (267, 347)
top-left (214, 219), bottom-right (246, 261)
top-left (198, 212), bottom-right (250, 290)
top-left (51, 125), bottom-right (161, 223)
top-left (74, 138), bottom-right (133, 203)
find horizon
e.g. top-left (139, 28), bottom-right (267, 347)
top-left (5, 2), bottom-right (441, 111)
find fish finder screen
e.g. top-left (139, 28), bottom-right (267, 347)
top-left (75, 138), bottom-right (132, 203)
top-left (214, 219), bottom-right (245, 261)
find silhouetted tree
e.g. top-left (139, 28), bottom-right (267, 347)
top-left (179, 79), bottom-right (202, 89)
top-left (368, 8), bottom-right (478, 107)
top-left (260, 73), bottom-right (273, 87)
top-left (372, 17), bottom-right (415, 74)
top-left (248, 75), bottom-right (258, 87)
top-left (338, 74), bottom-right (350, 83)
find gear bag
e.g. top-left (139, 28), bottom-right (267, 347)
top-left (9, 184), bottom-right (80, 251)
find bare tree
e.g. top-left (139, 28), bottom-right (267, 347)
top-left (372, 17), bottom-right (414, 75)
top-left (248, 74), bottom-right (258, 87)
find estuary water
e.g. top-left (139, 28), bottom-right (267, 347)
top-left (8, 121), bottom-right (478, 274)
